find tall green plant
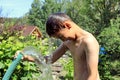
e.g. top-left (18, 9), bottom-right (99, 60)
top-left (66, 0), bottom-right (120, 36)
top-left (27, 0), bottom-right (68, 36)
top-left (98, 16), bottom-right (120, 59)
top-left (98, 16), bottom-right (120, 79)
top-left (27, 0), bottom-right (42, 27)
top-left (0, 33), bottom-right (56, 80)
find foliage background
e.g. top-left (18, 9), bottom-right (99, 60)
top-left (0, 0), bottom-right (120, 80)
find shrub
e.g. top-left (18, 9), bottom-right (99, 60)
top-left (0, 34), bottom-right (56, 80)
top-left (98, 16), bottom-right (120, 80)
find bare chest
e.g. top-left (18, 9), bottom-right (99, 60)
top-left (65, 40), bottom-right (86, 60)
top-left (64, 40), bottom-right (89, 80)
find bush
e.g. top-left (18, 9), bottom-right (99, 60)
top-left (61, 56), bottom-right (74, 80)
top-left (0, 34), bottom-right (56, 80)
top-left (97, 16), bottom-right (120, 80)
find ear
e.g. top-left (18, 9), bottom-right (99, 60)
top-left (63, 21), bottom-right (71, 29)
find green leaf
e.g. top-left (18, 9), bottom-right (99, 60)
top-left (0, 62), bottom-right (5, 69)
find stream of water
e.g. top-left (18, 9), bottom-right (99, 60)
top-left (22, 46), bottom-right (53, 80)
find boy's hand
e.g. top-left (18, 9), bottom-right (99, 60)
top-left (14, 51), bottom-right (35, 62)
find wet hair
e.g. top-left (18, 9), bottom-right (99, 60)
top-left (46, 12), bottom-right (71, 36)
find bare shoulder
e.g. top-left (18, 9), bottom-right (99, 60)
top-left (82, 36), bottom-right (94, 44)
top-left (82, 34), bottom-right (99, 47)
top-left (82, 34), bottom-right (99, 55)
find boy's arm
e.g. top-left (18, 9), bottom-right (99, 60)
top-left (84, 38), bottom-right (99, 80)
top-left (14, 51), bottom-right (35, 62)
top-left (15, 43), bottom-right (68, 63)
top-left (23, 42), bottom-right (68, 63)
top-left (49, 42), bottom-right (68, 63)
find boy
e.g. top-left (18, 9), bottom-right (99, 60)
top-left (15, 13), bottom-right (100, 80)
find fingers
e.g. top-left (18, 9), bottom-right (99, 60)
top-left (14, 50), bottom-right (35, 62)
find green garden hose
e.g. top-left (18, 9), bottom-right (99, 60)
top-left (2, 53), bottom-right (23, 80)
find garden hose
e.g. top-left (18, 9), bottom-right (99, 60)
top-left (2, 53), bottom-right (23, 80)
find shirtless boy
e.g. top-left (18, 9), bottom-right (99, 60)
top-left (15, 13), bottom-right (100, 80)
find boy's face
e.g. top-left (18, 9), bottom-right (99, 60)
top-left (52, 27), bottom-right (74, 41)
top-left (51, 21), bottom-right (76, 41)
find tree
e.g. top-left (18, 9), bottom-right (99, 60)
top-left (27, 0), bottom-right (42, 28)
top-left (66, 0), bottom-right (120, 36)
top-left (91, 0), bottom-right (120, 35)
top-left (98, 15), bottom-right (120, 79)
top-left (27, 0), bottom-right (67, 36)
top-left (65, 0), bottom-right (99, 35)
